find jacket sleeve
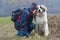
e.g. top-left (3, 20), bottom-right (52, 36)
top-left (20, 10), bottom-right (28, 28)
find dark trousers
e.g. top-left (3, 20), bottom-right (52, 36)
top-left (14, 23), bottom-right (35, 37)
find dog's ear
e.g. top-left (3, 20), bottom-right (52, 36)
top-left (42, 7), bottom-right (46, 12)
top-left (41, 5), bottom-right (47, 12)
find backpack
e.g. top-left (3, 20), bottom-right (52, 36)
top-left (11, 8), bottom-right (23, 22)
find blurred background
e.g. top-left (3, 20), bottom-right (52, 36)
top-left (0, 0), bottom-right (60, 17)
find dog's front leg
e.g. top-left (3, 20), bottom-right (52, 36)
top-left (34, 24), bottom-right (39, 35)
top-left (44, 22), bottom-right (49, 37)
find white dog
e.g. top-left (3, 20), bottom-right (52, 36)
top-left (33, 5), bottom-right (49, 37)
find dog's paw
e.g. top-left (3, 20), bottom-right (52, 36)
top-left (44, 30), bottom-right (49, 37)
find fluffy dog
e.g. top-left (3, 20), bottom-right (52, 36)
top-left (33, 5), bottom-right (49, 37)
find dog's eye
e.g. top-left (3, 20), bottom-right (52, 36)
top-left (40, 6), bottom-right (42, 9)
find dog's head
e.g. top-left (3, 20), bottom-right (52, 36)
top-left (36, 5), bottom-right (47, 17)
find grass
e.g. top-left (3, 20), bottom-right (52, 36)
top-left (0, 17), bottom-right (12, 25)
top-left (0, 17), bottom-right (47, 40)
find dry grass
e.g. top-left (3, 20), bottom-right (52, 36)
top-left (0, 14), bottom-right (60, 40)
top-left (47, 14), bottom-right (60, 40)
top-left (0, 17), bottom-right (47, 40)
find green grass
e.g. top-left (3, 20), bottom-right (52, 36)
top-left (0, 17), bottom-right (12, 25)
top-left (0, 17), bottom-right (47, 40)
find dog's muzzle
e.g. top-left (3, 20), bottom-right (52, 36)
top-left (39, 10), bottom-right (41, 13)
top-left (38, 9), bottom-right (42, 14)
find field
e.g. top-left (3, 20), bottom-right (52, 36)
top-left (48, 14), bottom-right (60, 40)
top-left (0, 14), bottom-right (60, 40)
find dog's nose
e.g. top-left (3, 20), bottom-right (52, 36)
top-left (39, 10), bottom-right (41, 13)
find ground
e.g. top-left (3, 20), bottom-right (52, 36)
top-left (0, 14), bottom-right (60, 40)
top-left (47, 14), bottom-right (60, 40)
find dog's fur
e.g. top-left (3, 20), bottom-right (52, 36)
top-left (33, 5), bottom-right (49, 37)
